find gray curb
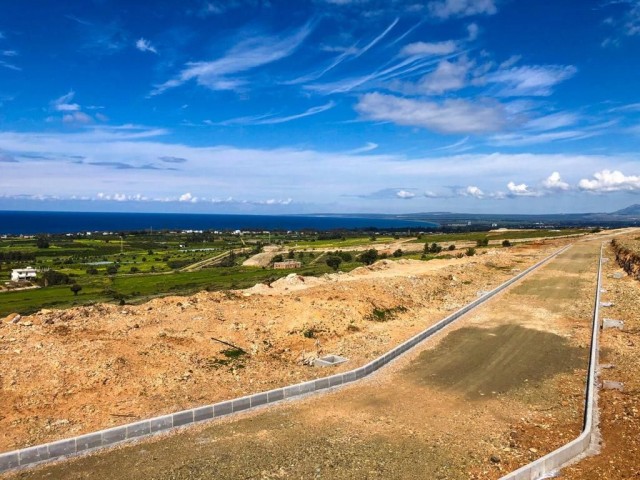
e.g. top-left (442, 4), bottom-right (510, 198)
top-left (0, 245), bottom-right (571, 474)
top-left (499, 243), bottom-right (604, 480)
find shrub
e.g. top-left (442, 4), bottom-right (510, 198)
top-left (392, 249), bottom-right (403, 257)
top-left (448, 244), bottom-right (456, 251)
top-left (271, 254), bottom-right (284, 263)
top-left (325, 256), bottom-right (342, 270)
top-left (36, 236), bottom-right (50, 249)
top-left (39, 270), bottom-right (70, 286)
top-left (338, 251), bottom-right (353, 262)
top-left (358, 249), bottom-right (379, 265)
top-left (502, 239), bottom-right (512, 247)
top-left (466, 247), bottom-right (476, 257)
top-left (476, 238), bottom-right (489, 247)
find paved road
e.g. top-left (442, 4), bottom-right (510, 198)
top-left (10, 243), bottom-right (601, 480)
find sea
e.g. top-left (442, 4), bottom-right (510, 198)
top-left (0, 211), bottom-right (436, 235)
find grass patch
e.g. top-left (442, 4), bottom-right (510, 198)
top-left (367, 305), bottom-right (408, 322)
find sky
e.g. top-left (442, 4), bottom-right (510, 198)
top-left (1, 0), bottom-right (640, 215)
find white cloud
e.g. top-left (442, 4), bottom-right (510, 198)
top-left (0, 127), bottom-right (635, 213)
top-left (542, 172), bottom-right (570, 191)
top-left (135, 38), bottom-right (157, 54)
top-left (179, 192), bottom-right (197, 202)
top-left (485, 65), bottom-right (577, 97)
top-left (52, 91), bottom-right (80, 112)
top-left (578, 170), bottom-right (640, 193)
top-left (467, 23), bottom-right (479, 41)
top-left (62, 112), bottom-right (93, 124)
top-left (151, 22), bottom-right (313, 94)
top-left (464, 185), bottom-right (484, 198)
top-left (417, 57), bottom-right (471, 94)
top-left (428, 0), bottom-right (497, 19)
top-left (400, 40), bottom-right (458, 56)
top-left (219, 101), bottom-right (335, 126)
top-left (356, 92), bottom-right (507, 134)
top-left (524, 112), bottom-right (580, 131)
top-left (396, 190), bottom-right (416, 199)
top-left (507, 181), bottom-right (538, 196)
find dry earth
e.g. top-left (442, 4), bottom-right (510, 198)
top-left (558, 234), bottom-right (640, 479)
top-left (1, 238), bottom-right (606, 480)
top-left (0, 242), bottom-right (559, 454)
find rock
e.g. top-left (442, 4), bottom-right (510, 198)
top-left (3, 313), bottom-right (20, 324)
top-left (490, 455), bottom-right (501, 464)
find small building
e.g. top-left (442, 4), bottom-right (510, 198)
top-left (11, 267), bottom-right (37, 282)
top-left (273, 260), bottom-right (302, 270)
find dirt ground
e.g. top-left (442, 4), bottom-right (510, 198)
top-left (558, 235), bottom-right (640, 479)
top-left (3, 240), bottom-right (604, 479)
top-left (0, 242), bottom-right (560, 453)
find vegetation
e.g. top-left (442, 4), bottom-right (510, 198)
top-left (325, 256), bottom-right (342, 270)
top-left (0, 227), bottom-right (593, 317)
top-left (367, 305), bottom-right (408, 322)
top-left (358, 249), bottom-right (379, 265)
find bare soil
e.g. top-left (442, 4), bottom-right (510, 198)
top-left (558, 235), bottom-right (640, 479)
top-left (4, 239), bottom-right (603, 479)
top-left (0, 244), bottom-right (554, 453)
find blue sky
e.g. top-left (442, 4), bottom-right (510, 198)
top-left (2, 0), bottom-right (640, 214)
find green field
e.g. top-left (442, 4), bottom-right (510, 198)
top-left (0, 228), bottom-right (591, 317)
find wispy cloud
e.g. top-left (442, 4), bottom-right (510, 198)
top-left (151, 22), bottom-right (314, 94)
top-left (353, 17), bottom-right (399, 58)
top-left (484, 65), bottom-right (577, 97)
top-left (400, 40), bottom-right (458, 56)
top-left (159, 156), bottom-right (188, 164)
top-left (52, 91), bottom-right (81, 112)
top-left (356, 92), bottom-right (507, 134)
top-left (135, 38), bottom-right (158, 54)
top-left (428, 0), bottom-right (497, 19)
top-left (285, 18), bottom-right (397, 86)
top-left (344, 142), bottom-right (379, 154)
top-left (216, 101), bottom-right (335, 126)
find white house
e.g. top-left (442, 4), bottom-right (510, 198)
top-left (11, 267), bottom-right (37, 282)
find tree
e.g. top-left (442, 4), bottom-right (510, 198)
top-left (70, 284), bottom-right (82, 296)
top-left (502, 239), bottom-right (512, 247)
top-left (36, 236), bottom-right (50, 249)
top-left (271, 254), bottom-right (284, 263)
top-left (39, 270), bottom-right (70, 287)
top-left (358, 249), bottom-right (378, 265)
top-left (106, 265), bottom-right (119, 275)
top-left (325, 256), bottom-right (342, 270)
top-left (86, 267), bottom-right (98, 275)
top-left (425, 242), bottom-right (442, 254)
top-left (287, 250), bottom-right (295, 259)
top-left (338, 251), bottom-right (353, 262)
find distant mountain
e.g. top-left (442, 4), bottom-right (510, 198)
top-left (613, 204), bottom-right (640, 215)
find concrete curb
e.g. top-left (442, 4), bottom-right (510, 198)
top-left (499, 243), bottom-right (603, 480)
top-left (0, 245), bottom-right (571, 474)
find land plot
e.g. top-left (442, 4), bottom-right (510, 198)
top-left (7, 242), bottom-right (601, 479)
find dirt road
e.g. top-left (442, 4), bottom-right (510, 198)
top-left (8, 242), bottom-right (602, 480)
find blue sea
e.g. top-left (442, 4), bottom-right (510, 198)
top-left (0, 211), bottom-right (436, 235)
